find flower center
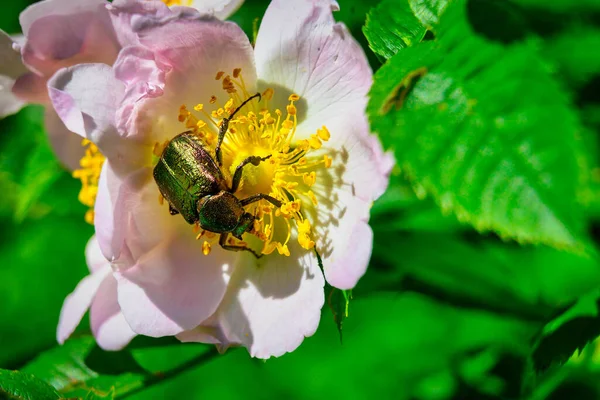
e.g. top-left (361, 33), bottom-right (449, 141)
top-left (160, 0), bottom-right (192, 6)
top-left (173, 69), bottom-right (332, 256)
top-left (73, 139), bottom-right (105, 224)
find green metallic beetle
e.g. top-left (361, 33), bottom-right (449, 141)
top-left (153, 93), bottom-right (282, 257)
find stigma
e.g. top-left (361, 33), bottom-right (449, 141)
top-left (73, 139), bottom-right (105, 224)
top-left (176, 68), bottom-right (332, 256)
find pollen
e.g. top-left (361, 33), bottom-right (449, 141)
top-left (176, 68), bottom-right (333, 256)
top-left (72, 139), bottom-right (105, 224)
top-left (202, 241), bottom-right (211, 256)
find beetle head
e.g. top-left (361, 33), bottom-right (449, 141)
top-left (232, 212), bottom-right (255, 240)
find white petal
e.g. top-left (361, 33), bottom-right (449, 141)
top-left (254, 0), bottom-right (371, 137)
top-left (189, 244), bottom-right (325, 359)
top-left (187, 0), bottom-right (244, 19)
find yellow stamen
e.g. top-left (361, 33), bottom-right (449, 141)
top-left (202, 241), bottom-right (211, 255)
top-left (161, 0), bottom-right (192, 5)
top-left (174, 70), bottom-right (333, 256)
top-left (73, 139), bottom-right (105, 224)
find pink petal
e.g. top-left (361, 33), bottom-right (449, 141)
top-left (107, 0), bottom-right (172, 48)
top-left (20, 0), bottom-right (118, 77)
top-left (115, 236), bottom-right (234, 337)
top-left (180, 244), bottom-right (325, 359)
top-left (48, 63), bottom-right (145, 167)
top-left (94, 161), bottom-right (145, 264)
top-left (254, 0), bottom-right (371, 137)
top-left (91, 273), bottom-right (136, 350)
top-left (108, 10), bottom-right (256, 148)
top-left (100, 166), bottom-right (233, 337)
top-left (57, 236), bottom-right (111, 344)
top-left (20, 0), bottom-right (108, 36)
top-left (12, 72), bottom-right (48, 104)
top-left (44, 108), bottom-right (85, 170)
top-left (47, 63), bottom-right (120, 143)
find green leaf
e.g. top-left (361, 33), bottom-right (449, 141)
top-left (532, 290), bottom-right (600, 372)
top-left (0, 210), bottom-right (92, 367)
top-left (0, 369), bottom-right (60, 400)
top-left (542, 25), bottom-right (600, 89)
top-left (326, 287), bottom-right (351, 342)
top-left (370, 171), bottom-right (465, 234)
top-left (314, 249), bottom-right (351, 340)
top-left (368, 231), bottom-right (600, 320)
top-left (13, 142), bottom-right (62, 223)
top-left (363, 0), bottom-right (427, 60)
top-left (22, 336), bottom-right (147, 398)
top-left (0, 106), bottom-right (76, 222)
top-left (409, 0), bottom-right (450, 29)
top-left (368, 0), bottom-right (588, 249)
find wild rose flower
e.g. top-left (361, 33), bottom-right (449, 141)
top-left (52, 0), bottom-right (392, 358)
top-left (0, 0), bottom-right (243, 169)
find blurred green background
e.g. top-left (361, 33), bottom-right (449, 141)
top-left (2, 0), bottom-right (600, 399)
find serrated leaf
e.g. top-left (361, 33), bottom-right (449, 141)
top-left (409, 0), bottom-right (449, 28)
top-left (0, 369), bottom-right (60, 400)
top-left (363, 0), bottom-right (426, 60)
top-left (22, 336), bottom-right (146, 398)
top-left (368, 0), bottom-right (587, 249)
top-left (532, 290), bottom-right (600, 372)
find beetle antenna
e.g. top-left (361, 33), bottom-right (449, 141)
top-left (215, 92), bottom-right (262, 166)
top-left (230, 92), bottom-right (261, 120)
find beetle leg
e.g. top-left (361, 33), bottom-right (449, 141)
top-left (231, 155), bottom-right (272, 193)
top-left (240, 193), bottom-right (282, 208)
top-left (215, 92), bottom-right (261, 166)
top-left (169, 204), bottom-right (180, 216)
top-left (219, 232), bottom-right (262, 258)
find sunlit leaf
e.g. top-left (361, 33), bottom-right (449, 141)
top-left (408, 0), bottom-right (449, 29)
top-left (22, 336), bottom-right (146, 398)
top-left (363, 0), bottom-right (426, 60)
top-left (368, 0), bottom-right (588, 249)
top-left (0, 368), bottom-right (60, 400)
